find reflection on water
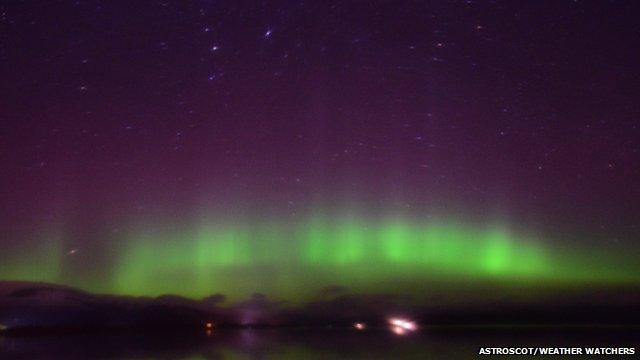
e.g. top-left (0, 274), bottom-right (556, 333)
top-left (0, 328), bottom-right (637, 359)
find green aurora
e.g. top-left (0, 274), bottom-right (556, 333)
top-left (2, 215), bottom-right (638, 302)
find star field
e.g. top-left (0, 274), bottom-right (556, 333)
top-left (1, 0), bottom-right (639, 299)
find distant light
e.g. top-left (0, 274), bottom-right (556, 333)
top-left (0, 324), bottom-right (7, 331)
top-left (205, 322), bottom-right (214, 329)
top-left (391, 325), bottom-right (406, 335)
top-left (387, 317), bottom-right (417, 334)
top-left (354, 322), bottom-right (366, 330)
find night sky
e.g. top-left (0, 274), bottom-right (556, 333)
top-left (1, 1), bottom-right (639, 301)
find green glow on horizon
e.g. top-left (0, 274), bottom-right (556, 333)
top-left (0, 235), bottom-right (62, 284)
top-left (1, 216), bottom-right (638, 301)
top-left (107, 216), bottom-right (639, 300)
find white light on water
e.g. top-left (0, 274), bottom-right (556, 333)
top-left (388, 317), bottom-right (417, 335)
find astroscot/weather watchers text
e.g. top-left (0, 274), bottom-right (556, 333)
top-left (478, 347), bottom-right (635, 355)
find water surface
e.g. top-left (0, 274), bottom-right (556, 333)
top-left (1, 328), bottom-right (637, 359)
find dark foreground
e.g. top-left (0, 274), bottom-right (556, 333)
top-left (1, 327), bottom-right (639, 359)
top-left (2, 282), bottom-right (640, 358)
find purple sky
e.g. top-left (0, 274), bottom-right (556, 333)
top-left (1, 0), bottom-right (639, 252)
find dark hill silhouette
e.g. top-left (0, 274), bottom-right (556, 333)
top-left (2, 281), bottom-right (640, 334)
